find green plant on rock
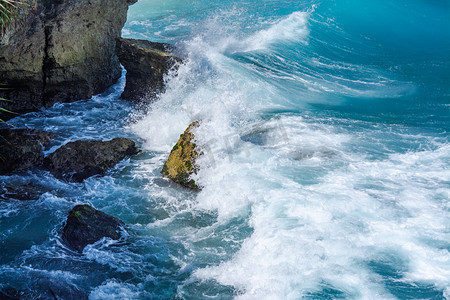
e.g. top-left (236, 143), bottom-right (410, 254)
top-left (0, 85), bottom-right (15, 123)
top-left (0, 0), bottom-right (34, 35)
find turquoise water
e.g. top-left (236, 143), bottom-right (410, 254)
top-left (1, 0), bottom-right (449, 299)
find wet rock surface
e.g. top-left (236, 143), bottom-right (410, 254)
top-left (44, 138), bottom-right (139, 182)
top-left (62, 204), bottom-right (125, 253)
top-left (116, 37), bottom-right (182, 101)
top-left (0, 129), bottom-right (56, 174)
top-left (0, 183), bottom-right (44, 201)
top-left (162, 122), bottom-right (201, 190)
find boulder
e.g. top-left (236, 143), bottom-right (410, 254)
top-left (162, 122), bottom-right (201, 190)
top-left (62, 204), bottom-right (124, 253)
top-left (44, 138), bottom-right (140, 182)
top-left (0, 0), bottom-right (137, 120)
top-left (116, 38), bottom-right (182, 101)
top-left (0, 129), bottom-right (56, 174)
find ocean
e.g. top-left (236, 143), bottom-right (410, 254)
top-left (1, 0), bottom-right (449, 299)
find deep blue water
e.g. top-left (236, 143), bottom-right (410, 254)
top-left (1, 0), bottom-right (449, 299)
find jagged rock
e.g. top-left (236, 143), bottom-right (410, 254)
top-left (116, 38), bottom-right (182, 101)
top-left (44, 138), bottom-right (140, 182)
top-left (62, 204), bottom-right (124, 253)
top-left (0, 129), bottom-right (56, 174)
top-left (0, 0), bottom-right (137, 120)
top-left (162, 122), bottom-right (201, 190)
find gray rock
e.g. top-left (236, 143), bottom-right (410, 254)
top-left (44, 138), bottom-right (140, 182)
top-left (116, 38), bottom-right (182, 101)
top-left (0, 129), bottom-right (56, 174)
top-left (0, 0), bottom-right (137, 120)
top-left (62, 204), bottom-right (124, 253)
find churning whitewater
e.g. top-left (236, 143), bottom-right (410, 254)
top-left (1, 0), bottom-right (449, 299)
top-left (127, 1), bottom-right (450, 298)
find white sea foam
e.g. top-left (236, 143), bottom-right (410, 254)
top-left (236, 11), bottom-right (311, 53)
top-left (130, 7), bottom-right (450, 299)
top-left (89, 280), bottom-right (140, 300)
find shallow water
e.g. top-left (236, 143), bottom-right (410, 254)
top-left (1, 0), bottom-right (449, 299)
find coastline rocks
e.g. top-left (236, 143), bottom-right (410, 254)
top-left (116, 38), bottom-right (182, 101)
top-left (0, 129), bottom-right (56, 174)
top-left (0, 183), bottom-right (44, 201)
top-left (162, 122), bottom-right (200, 190)
top-left (44, 138), bottom-right (140, 182)
top-left (62, 204), bottom-right (124, 253)
top-left (0, 0), bottom-right (137, 120)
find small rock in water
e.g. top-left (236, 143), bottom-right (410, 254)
top-left (62, 204), bottom-right (125, 253)
top-left (0, 129), bottom-right (56, 174)
top-left (0, 183), bottom-right (44, 201)
top-left (44, 138), bottom-right (140, 182)
top-left (162, 122), bottom-right (201, 190)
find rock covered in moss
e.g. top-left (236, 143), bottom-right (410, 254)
top-left (44, 138), bottom-right (140, 182)
top-left (162, 122), bottom-right (201, 190)
top-left (0, 129), bottom-right (56, 174)
top-left (62, 204), bottom-right (124, 253)
top-left (116, 38), bottom-right (183, 101)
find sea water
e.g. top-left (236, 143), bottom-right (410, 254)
top-left (1, 0), bottom-right (449, 299)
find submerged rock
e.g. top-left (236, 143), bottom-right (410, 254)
top-left (0, 285), bottom-right (87, 300)
top-left (0, 0), bottom-right (137, 120)
top-left (162, 122), bottom-right (201, 190)
top-left (62, 204), bottom-right (124, 253)
top-left (116, 38), bottom-right (182, 101)
top-left (0, 288), bottom-right (38, 300)
top-left (0, 129), bottom-right (56, 174)
top-left (0, 183), bottom-right (43, 201)
top-left (44, 138), bottom-right (140, 182)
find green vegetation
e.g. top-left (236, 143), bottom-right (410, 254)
top-left (0, 85), bottom-right (15, 122)
top-left (0, 0), bottom-right (34, 34)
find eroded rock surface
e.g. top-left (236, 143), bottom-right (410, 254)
top-left (44, 138), bottom-right (140, 182)
top-left (0, 129), bottom-right (56, 174)
top-left (162, 122), bottom-right (201, 190)
top-left (0, 0), bottom-right (137, 119)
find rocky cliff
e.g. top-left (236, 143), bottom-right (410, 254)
top-left (0, 0), bottom-right (136, 119)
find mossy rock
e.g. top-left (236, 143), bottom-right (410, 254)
top-left (162, 122), bottom-right (201, 190)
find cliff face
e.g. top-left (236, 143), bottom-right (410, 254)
top-left (0, 0), bottom-right (136, 118)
